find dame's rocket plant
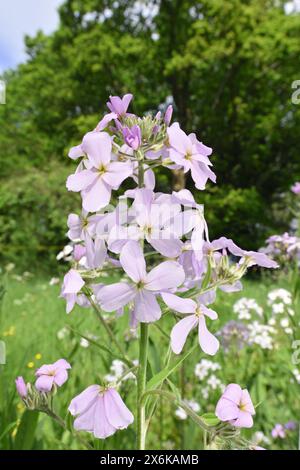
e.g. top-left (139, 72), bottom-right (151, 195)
top-left (15, 93), bottom-right (278, 450)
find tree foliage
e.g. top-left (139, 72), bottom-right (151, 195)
top-left (1, 0), bottom-right (300, 268)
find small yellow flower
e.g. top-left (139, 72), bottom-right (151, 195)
top-left (3, 326), bottom-right (16, 337)
top-left (27, 361), bottom-right (34, 369)
top-left (35, 353), bottom-right (42, 360)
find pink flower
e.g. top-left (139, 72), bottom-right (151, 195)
top-left (67, 210), bottom-right (102, 241)
top-left (271, 424), bottom-right (286, 439)
top-left (96, 241), bottom-right (185, 323)
top-left (15, 376), bottom-right (27, 398)
top-left (291, 182), bottom-right (300, 194)
top-left (73, 244), bottom-right (86, 262)
top-left (35, 359), bottom-right (71, 392)
top-left (66, 131), bottom-right (132, 212)
top-left (206, 236), bottom-right (278, 269)
top-left (122, 125), bottom-right (142, 150)
top-left (167, 123), bottom-right (216, 190)
top-left (68, 385), bottom-right (134, 439)
top-left (61, 269), bottom-right (85, 313)
top-left (164, 105), bottom-right (173, 126)
top-left (162, 292), bottom-right (219, 356)
top-left (106, 94), bottom-right (133, 117)
top-left (215, 383), bottom-right (255, 428)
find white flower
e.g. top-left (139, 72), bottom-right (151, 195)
top-left (104, 359), bottom-right (136, 383)
top-left (207, 375), bottom-right (223, 390)
top-left (272, 303), bottom-right (285, 314)
top-left (280, 318), bottom-right (289, 328)
top-left (292, 369), bottom-right (300, 383)
top-left (268, 288), bottom-right (292, 306)
top-left (233, 298), bottom-right (263, 320)
top-left (175, 400), bottom-right (200, 420)
top-left (80, 338), bottom-right (90, 348)
top-left (49, 277), bottom-right (60, 286)
top-left (57, 326), bottom-right (69, 340)
top-left (248, 321), bottom-right (275, 349)
top-left (56, 244), bottom-right (73, 261)
top-left (194, 359), bottom-right (221, 380)
top-left (253, 431), bottom-right (270, 445)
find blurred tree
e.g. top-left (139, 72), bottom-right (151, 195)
top-left (0, 0), bottom-right (300, 267)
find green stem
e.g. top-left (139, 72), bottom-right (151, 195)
top-left (137, 323), bottom-right (149, 449)
top-left (136, 154), bottom-right (149, 450)
top-left (87, 293), bottom-right (133, 367)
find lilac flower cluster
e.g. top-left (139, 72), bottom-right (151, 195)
top-left (260, 232), bottom-right (300, 267)
top-left (16, 93), bottom-right (278, 448)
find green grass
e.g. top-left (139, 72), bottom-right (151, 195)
top-left (0, 271), bottom-right (299, 450)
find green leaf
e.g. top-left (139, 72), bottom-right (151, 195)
top-left (13, 410), bottom-right (39, 450)
top-left (146, 344), bottom-right (197, 392)
top-left (200, 413), bottom-right (220, 427)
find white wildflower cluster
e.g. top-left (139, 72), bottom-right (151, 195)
top-left (233, 297), bottom-right (263, 320)
top-left (175, 400), bottom-right (201, 420)
top-left (104, 359), bottom-right (137, 384)
top-left (248, 321), bottom-right (275, 349)
top-left (194, 359), bottom-right (224, 399)
top-left (267, 288), bottom-right (292, 310)
top-left (267, 288), bottom-right (294, 335)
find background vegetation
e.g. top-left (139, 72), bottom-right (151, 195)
top-left (1, 0), bottom-right (300, 270)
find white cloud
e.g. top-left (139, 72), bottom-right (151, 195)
top-left (0, 0), bottom-right (63, 72)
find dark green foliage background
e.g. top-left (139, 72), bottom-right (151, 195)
top-left (1, 0), bottom-right (300, 270)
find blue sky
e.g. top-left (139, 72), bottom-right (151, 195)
top-left (0, 0), bottom-right (299, 74)
top-left (0, 0), bottom-right (63, 73)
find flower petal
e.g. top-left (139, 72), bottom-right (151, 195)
top-left (54, 369), bottom-right (68, 387)
top-left (145, 261), bottom-right (185, 291)
top-left (81, 131), bottom-right (112, 167)
top-left (93, 395), bottom-right (116, 439)
top-left (215, 398), bottom-right (239, 422)
top-left (82, 177), bottom-right (112, 212)
top-left (104, 389), bottom-right (134, 429)
top-left (170, 315), bottom-right (198, 354)
top-left (198, 315), bottom-right (219, 355)
top-left (68, 385), bottom-right (100, 416)
top-left (35, 375), bottom-right (54, 392)
top-left (66, 169), bottom-right (97, 192)
top-left (133, 289), bottom-right (161, 322)
top-left (161, 292), bottom-right (196, 314)
top-left (221, 384), bottom-right (242, 405)
top-left (120, 241), bottom-right (147, 283)
top-left (96, 282), bottom-right (136, 312)
top-left (231, 410), bottom-right (254, 428)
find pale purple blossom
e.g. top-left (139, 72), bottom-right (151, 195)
top-left (61, 269), bottom-right (85, 313)
top-left (271, 424), bottom-right (286, 439)
top-left (66, 132), bottom-right (132, 212)
top-left (167, 123), bottom-right (216, 190)
top-left (68, 385), bottom-right (134, 439)
top-left (35, 359), bottom-right (71, 392)
top-left (96, 241), bottom-right (185, 323)
top-left (123, 125), bottom-right (142, 150)
top-left (106, 94), bottom-right (133, 117)
top-left (162, 292), bottom-right (219, 356)
top-left (15, 376), bottom-right (27, 398)
top-left (164, 105), bottom-right (173, 126)
top-left (291, 182), bottom-right (300, 194)
top-left (215, 383), bottom-right (255, 428)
